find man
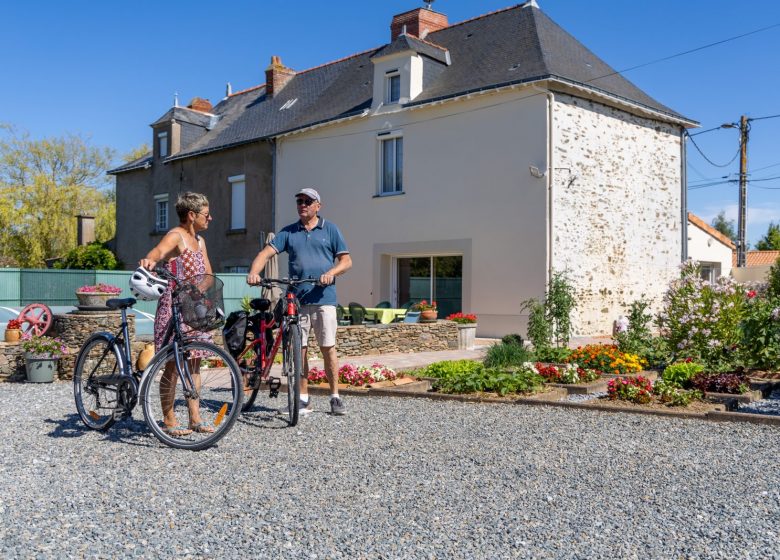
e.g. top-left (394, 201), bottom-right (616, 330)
top-left (247, 188), bottom-right (352, 415)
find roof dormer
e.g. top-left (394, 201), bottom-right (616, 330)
top-left (370, 33), bottom-right (450, 110)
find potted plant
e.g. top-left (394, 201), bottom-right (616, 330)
top-left (75, 283), bottom-right (122, 309)
top-left (446, 312), bottom-right (478, 350)
top-left (21, 333), bottom-right (68, 383)
top-left (4, 318), bottom-right (23, 343)
top-left (414, 300), bottom-right (438, 322)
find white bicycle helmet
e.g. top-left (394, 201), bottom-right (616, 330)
top-left (129, 267), bottom-right (168, 301)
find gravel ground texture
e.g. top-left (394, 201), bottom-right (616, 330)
top-left (2, 382), bottom-right (780, 559)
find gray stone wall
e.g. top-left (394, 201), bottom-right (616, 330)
top-left (306, 321), bottom-right (458, 357)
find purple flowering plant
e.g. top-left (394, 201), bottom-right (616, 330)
top-left (21, 333), bottom-right (68, 359)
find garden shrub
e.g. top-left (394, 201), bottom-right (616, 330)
top-left (484, 342), bottom-right (533, 369)
top-left (522, 298), bottom-right (551, 351)
top-left (614, 297), bottom-right (654, 356)
top-left (690, 371), bottom-right (749, 394)
top-left (532, 345), bottom-right (572, 364)
top-left (421, 359), bottom-right (483, 379)
top-left (657, 261), bottom-right (744, 369)
top-left (739, 296), bottom-right (780, 370)
top-left (55, 241), bottom-right (121, 270)
top-left (607, 376), bottom-right (653, 404)
top-left (767, 257), bottom-right (780, 301)
top-left (521, 271), bottom-right (576, 350)
top-left (653, 380), bottom-right (703, 407)
top-left (662, 361), bottom-right (705, 388)
top-left (501, 333), bottom-right (524, 346)
top-left (433, 363), bottom-right (544, 396)
top-left (566, 344), bottom-right (646, 375)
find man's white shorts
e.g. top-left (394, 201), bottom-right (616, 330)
top-left (299, 305), bottom-right (337, 348)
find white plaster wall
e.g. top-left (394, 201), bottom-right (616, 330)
top-left (276, 88), bottom-right (550, 337)
top-left (551, 93), bottom-right (684, 335)
top-left (370, 52), bottom-right (422, 108)
top-left (687, 222), bottom-right (733, 278)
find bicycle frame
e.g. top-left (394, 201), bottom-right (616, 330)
top-left (237, 289), bottom-right (299, 389)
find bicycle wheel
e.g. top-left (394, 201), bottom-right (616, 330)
top-left (73, 334), bottom-right (124, 431)
top-left (240, 357), bottom-right (261, 413)
top-left (283, 324), bottom-right (302, 426)
top-left (140, 341), bottom-right (243, 451)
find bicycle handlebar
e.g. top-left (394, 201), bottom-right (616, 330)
top-left (254, 277), bottom-right (326, 288)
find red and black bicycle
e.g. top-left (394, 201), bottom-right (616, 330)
top-left (224, 278), bottom-right (318, 427)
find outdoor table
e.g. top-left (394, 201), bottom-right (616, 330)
top-left (363, 307), bottom-right (407, 324)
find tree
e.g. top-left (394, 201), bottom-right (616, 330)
top-left (0, 125), bottom-right (116, 267)
top-left (755, 222), bottom-right (780, 251)
top-left (711, 211), bottom-right (736, 241)
top-left (123, 143), bottom-right (151, 164)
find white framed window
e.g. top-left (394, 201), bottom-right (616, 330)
top-left (229, 174), bottom-right (246, 230)
top-left (154, 193), bottom-right (168, 232)
top-left (378, 131), bottom-right (403, 194)
top-left (158, 132), bottom-right (168, 158)
top-left (385, 72), bottom-right (401, 104)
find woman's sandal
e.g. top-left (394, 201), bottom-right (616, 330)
top-left (189, 422), bottom-right (215, 434)
top-left (162, 424), bottom-right (193, 437)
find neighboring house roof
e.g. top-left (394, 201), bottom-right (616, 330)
top-left (688, 212), bottom-right (736, 250)
top-left (116, 1), bottom-right (696, 169)
top-left (732, 250), bottom-right (780, 267)
top-left (108, 154), bottom-right (152, 174)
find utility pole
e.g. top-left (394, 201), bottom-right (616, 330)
top-left (737, 115), bottom-right (749, 267)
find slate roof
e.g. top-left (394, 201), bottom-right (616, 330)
top-left (114, 2), bottom-right (696, 171)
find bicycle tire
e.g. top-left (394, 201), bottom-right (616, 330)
top-left (73, 334), bottom-right (124, 431)
top-left (240, 358), bottom-right (261, 413)
top-left (140, 341), bottom-right (243, 451)
top-left (283, 324), bottom-right (302, 426)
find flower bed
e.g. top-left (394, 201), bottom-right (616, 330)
top-left (307, 363), bottom-right (402, 388)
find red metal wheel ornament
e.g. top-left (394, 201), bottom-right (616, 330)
top-left (17, 303), bottom-right (53, 337)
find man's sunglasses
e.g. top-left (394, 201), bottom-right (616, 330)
top-left (296, 198), bottom-right (316, 206)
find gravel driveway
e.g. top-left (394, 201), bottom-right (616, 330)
top-left (1, 382), bottom-right (779, 559)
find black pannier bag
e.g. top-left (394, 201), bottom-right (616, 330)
top-left (222, 310), bottom-right (248, 357)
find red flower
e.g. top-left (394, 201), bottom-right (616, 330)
top-left (747, 290), bottom-right (757, 299)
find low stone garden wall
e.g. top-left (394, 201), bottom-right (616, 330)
top-left (306, 320), bottom-right (459, 357)
top-left (0, 311), bottom-right (138, 382)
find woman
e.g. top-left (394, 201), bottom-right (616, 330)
top-left (139, 192), bottom-right (215, 437)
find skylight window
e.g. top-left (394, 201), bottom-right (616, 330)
top-left (279, 98), bottom-right (298, 110)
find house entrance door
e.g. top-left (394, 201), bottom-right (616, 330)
top-left (395, 256), bottom-right (462, 318)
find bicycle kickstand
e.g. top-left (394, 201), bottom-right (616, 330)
top-left (268, 376), bottom-right (281, 398)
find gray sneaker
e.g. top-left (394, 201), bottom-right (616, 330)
top-left (299, 399), bottom-right (313, 416)
top-left (330, 396), bottom-right (346, 415)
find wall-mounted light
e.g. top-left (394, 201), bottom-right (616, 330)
top-left (529, 165), bottom-right (546, 178)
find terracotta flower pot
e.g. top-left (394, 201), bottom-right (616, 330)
top-left (420, 309), bottom-right (438, 322)
top-left (4, 328), bottom-right (22, 343)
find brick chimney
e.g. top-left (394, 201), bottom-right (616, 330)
top-left (265, 55), bottom-right (296, 97)
top-left (187, 97), bottom-right (213, 113)
top-left (390, 7), bottom-right (448, 40)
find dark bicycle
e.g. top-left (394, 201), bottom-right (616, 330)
top-left (224, 278), bottom-right (318, 426)
top-left (73, 267), bottom-right (243, 451)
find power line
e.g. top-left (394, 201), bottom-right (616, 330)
top-left (686, 132), bottom-right (741, 167)
top-left (594, 22), bottom-right (780, 81)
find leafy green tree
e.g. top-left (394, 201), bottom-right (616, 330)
top-left (755, 222), bottom-right (780, 251)
top-left (0, 125), bottom-right (116, 267)
top-left (123, 143), bottom-right (151, 164)
top-left (711, 211), bottom-right (736, 241)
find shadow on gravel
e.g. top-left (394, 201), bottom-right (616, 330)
top-left (237, 403), bottom-right (293, 430)
top-left (44, 414), bottom-right (156, 448)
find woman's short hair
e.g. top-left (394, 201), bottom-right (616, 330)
top-left (175, 192), bottom-right (209, 221)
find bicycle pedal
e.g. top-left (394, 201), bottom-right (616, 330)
top-left (268, 377), bottom-right (281, 398)
top-left (112, 408), bottom-right (131, 421)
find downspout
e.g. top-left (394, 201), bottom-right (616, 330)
top-left (270, 138), bottom-right (277, 235)
top-left (680, 127), bottom-right (688, 261)
top-left (531, 84), bottom-right (555, 283)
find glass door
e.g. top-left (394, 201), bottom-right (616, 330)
top-left (395, 256), bottom-right (462, 317)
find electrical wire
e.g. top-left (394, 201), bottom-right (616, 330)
top-left (685, 132), bottom-right (741, 168)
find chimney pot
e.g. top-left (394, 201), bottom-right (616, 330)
top-left (390, 7), bottom-right (448, 40)
top-left (187, 97), bottom-right (213, 113)
top-left (265, 55), bottom-right (296, 97)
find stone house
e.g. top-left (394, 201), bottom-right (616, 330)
top-left (111, 1), bottom-right (697, 337)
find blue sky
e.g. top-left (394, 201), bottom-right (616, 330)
top-left (2, 0), bottom-right (778, 246)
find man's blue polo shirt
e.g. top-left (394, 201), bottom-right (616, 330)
top-left (269, 217), bottom-right (349, 305)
